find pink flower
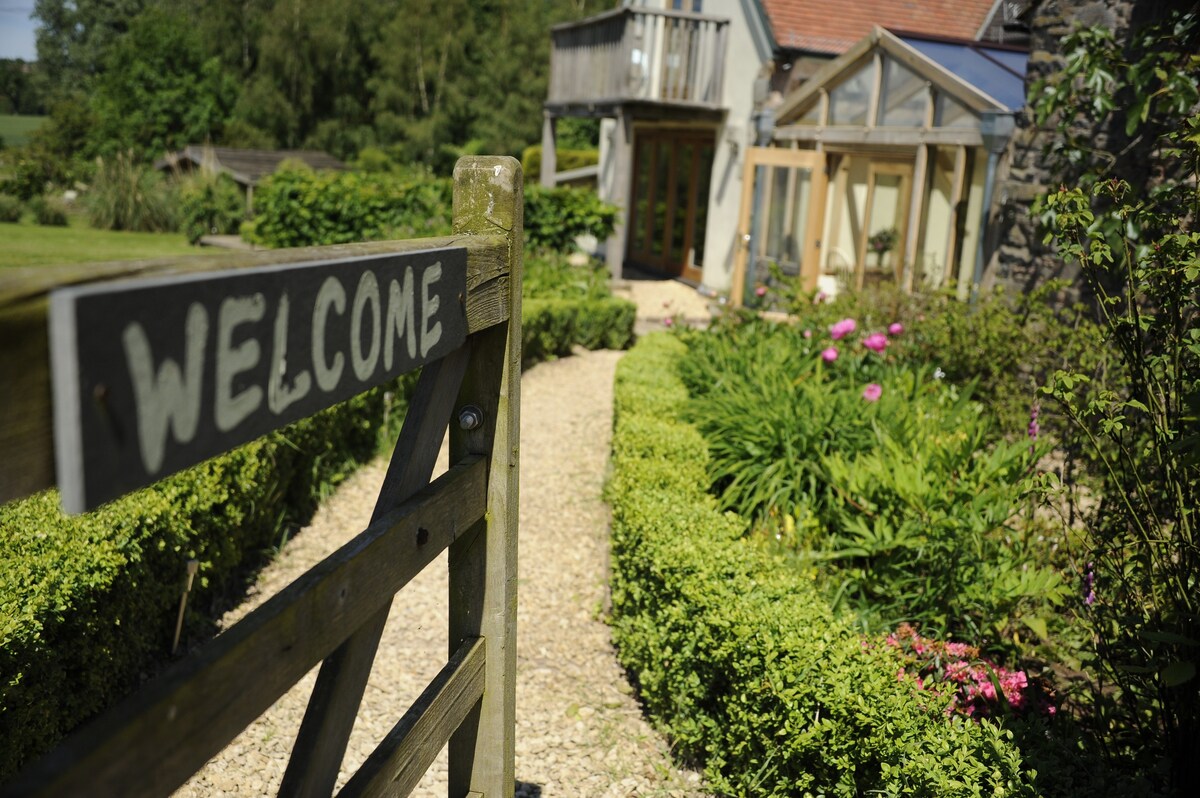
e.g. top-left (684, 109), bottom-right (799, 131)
top-left (862, 332), bottom-right (889, 353)
top-left (814, 291), bottom-right (828, 304)
top-left (862, 383), bottom-right (882, 402)
top-left (829, 318), bottom-right (857, 340)
top-left (663, 317), bottom-right (674, 327)
top-left (888, 322), bottom-right (904, 336)
top-left (821, 347), bottom-right (838, 363)
top-left (755, 285), bottom-right (767, 297)
top-left (803, 329), bottom-right (812, 339)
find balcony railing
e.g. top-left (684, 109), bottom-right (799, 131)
top-left (548, 7), bottom-right (729, 110)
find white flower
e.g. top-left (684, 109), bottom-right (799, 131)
top-left (934, 367), bottom-right (946, 380)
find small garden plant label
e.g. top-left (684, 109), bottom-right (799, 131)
top-left (49, 248), bottom-right (468, 513)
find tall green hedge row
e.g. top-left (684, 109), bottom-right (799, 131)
top-left (608, 334), bottom-right (1039, 797)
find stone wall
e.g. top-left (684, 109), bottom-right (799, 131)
top-left (991, 0), bottom-right (1189, 297)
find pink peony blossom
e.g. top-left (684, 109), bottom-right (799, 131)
top-left (755, 285), bottom-right (767, 297)
top-left (862, 383), bottom-right (883, 402)
top-left (863, 332), bottom-right (889, 353)
top-left (821, 347), bottom-right (838, 363)
top-left (803, 329), bottom-right (812, 339)
top-left (888, 322), bottom-right (904, 336)
top-left (829, 318), bottom-right (857, 340)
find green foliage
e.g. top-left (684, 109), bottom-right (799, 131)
top-left (90, 6), bottom-right (238, 157)
top-left (523, 185), bottom-right (617, 253)
top-left (85, 152), bottom-right (179, 232)
top-left (0, 194), bottom-right (22, 223)
top-left (677, 320), bottom-right (1064, 640)
top-left (29, 195), bottom-right (68, 226)
top-left (523, 250), bottom-right (612, 301)
top-left (179, 171), bottom-right (245, 244)
top-left (519, 145), bottom-right (599, 183)
top-left (607, 334), bottom-right (1040, 797)
top-left (1030, 14), bottom-right (1200, 791)
top-left (0, 61), bottom-right (46, 117)
top-left (0, 380), bottom-right (410, 779)
top-left (246, 166), bottom-right (453, 248)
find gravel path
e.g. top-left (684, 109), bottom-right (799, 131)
top-left (176, 280), bottom-right (712, 796)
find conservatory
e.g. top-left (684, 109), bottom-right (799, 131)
top-left (731, 27), bottom-right (1027, 304)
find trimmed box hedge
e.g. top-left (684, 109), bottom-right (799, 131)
top-left (523, 297), bottom-right (636, 369)
top-left (608, 334), bottom-right (1039, 797)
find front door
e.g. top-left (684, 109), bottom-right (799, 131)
top-left (627, 128), bottom-right (716, 282)
top-left (732, 147), bottom-right (828, 306)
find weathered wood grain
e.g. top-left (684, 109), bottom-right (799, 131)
top-left (337, 637), bottom-right (485, 798)
top-left (279, 347), bottom-right (470, 797)
top-left (0, 235), bottom-right (506, 507)
top-left (1, 458), bottom-right (487, 798)
top-left (447, 156), bottom-right (522, 796)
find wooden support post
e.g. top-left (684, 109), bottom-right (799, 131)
top-left (447, 156), bottom-right (522, 798)
top-left (541, 113), bottom-right (558, 188)
top-left (944, 144), bottom-right (967, 289)
top-left (903, 143), bottom-right (929, 293)
top-left (606, 109), bottom-right (633, 281)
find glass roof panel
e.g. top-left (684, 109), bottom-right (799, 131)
top-left (879, 57), bottom-right (927, 127)
top-left (827, 62), bottom-right (873, 126)
top-left (934, 92), bottom-right (978, 129)
top-left (899, 36), bottom-right (1028, 111)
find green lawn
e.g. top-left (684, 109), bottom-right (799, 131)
top-left (0, 215), bottom-right (200, 268)
top-left (0, 114), bottom-right (47, 148)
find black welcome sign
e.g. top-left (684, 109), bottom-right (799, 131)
top-left (49, 248), bottom-right (468, 513)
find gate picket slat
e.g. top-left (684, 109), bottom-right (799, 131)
top-left (280, 346), bottom-right (471, 797)
top-left (2, 457), bottom-right (488, 798)
top-left (337, 637), bottom-right (485, 798)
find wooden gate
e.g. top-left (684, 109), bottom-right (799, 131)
top-left (0, 156), bottom-right (523, 797)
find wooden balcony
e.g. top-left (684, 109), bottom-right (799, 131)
top-left (548, 7), bottom-right (729, 115)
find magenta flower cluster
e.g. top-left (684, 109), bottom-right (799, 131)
top-left (817, 317), bottom-right (906, 402)
top-left (885, 623), bottom-right (1056, 719)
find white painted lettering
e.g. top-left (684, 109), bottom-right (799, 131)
top-left (420, 261), bottom-right (443, 358)
top-left (268, 293), bottom-right (312, 414)
top-left (350, 271), bottom-right (381, 381)
top-left (383, 267), bottom-right (416, 369)
top-left (313, 276), bottom-right (346, 392)
top-left (122, 303), bottom-right (208, 474)
top-left (215, 294), bottom-right (265, 432)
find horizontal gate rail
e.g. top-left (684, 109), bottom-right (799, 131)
top-left (0, 234), bottom-right (510, 507)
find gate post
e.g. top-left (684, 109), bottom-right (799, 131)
top-left (447, 156), bottom-right (523, 797)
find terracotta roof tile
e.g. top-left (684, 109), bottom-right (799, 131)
top-left (761, 0), bottom-right (998, 54)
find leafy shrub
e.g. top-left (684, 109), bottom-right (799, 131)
top-left (523, 251), bottom-right (611, 301)
top-left (523, 185), bottom-right (616, 252)
top-left (522, 298), bottom-right (635, 368)
top-left (179, 171), bottom-right (245, 244)
top-left (246, 165), bottom-right (453, 248)
top-left (676, 319), bottom-right (1064, 639)
top-left (519, 144), bottom-right (599, 183)
top-left (607, 334), bottom-right (1039, 796)
top-left (29, 195), bottom-right (68, 226)
top-left (86, 152), bottom-right (179, 233)
top-left (0, 193), bottom-right (22, 222)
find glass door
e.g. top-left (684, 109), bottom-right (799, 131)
top-left (627, 129), bottom-right (716, 282)
top-left (732, 147), bottom-right (828, 306)
top-left (855, 161), bottom-right (913, 289)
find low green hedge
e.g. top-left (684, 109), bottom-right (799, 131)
top-left (522, 297), bottom-right (636, 369)
top-left (608, 334), bottom-right (1039, 797)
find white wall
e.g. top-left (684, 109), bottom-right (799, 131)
top-left (696, 0), bottom-right (771, 293)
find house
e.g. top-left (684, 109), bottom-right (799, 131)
top-left (155, 146), bottom-right (348, 210)
top-left (542, 0), bottom-right (1029, 302)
